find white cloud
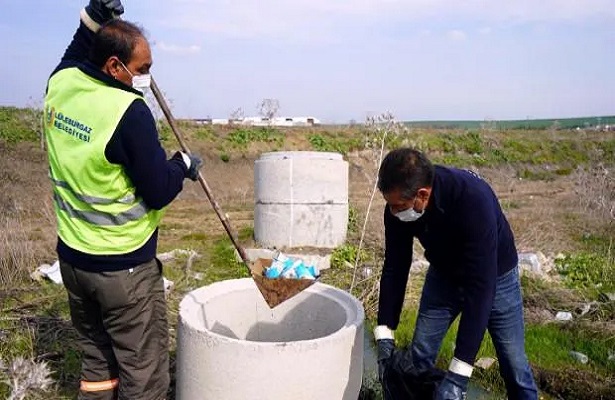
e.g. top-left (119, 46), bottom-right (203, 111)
top-left (151, 0), bottom-right (615, 42)
top-left (156, 42), bottom-right (201, 55)
top-left (447, 29), bottom-right (467, 41)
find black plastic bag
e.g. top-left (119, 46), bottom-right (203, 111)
top-left (381, 349), bottom-right (446, 400)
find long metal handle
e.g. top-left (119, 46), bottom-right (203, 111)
top-left (149, 77), bottom-right (251, 266)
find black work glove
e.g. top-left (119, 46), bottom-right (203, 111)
top-left (433, 371), bottom-right (469, 400)
top-left (377, 339), bottom-right (396, 383)
top-left (85, 0), bottom-right (125, 25)
top-left (173, 151), bottom-right (203, 181)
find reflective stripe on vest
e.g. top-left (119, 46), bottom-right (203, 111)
top-left (49, 173), bottom-right (136, 205)
top-left (53, 192), bottom-right (149, 226)
top-left (80, 378), bottom-right (119, 392)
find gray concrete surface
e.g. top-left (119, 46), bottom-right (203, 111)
top-left (254, 151), bottom-right (349, 248)
top-left (176, 278), bottom-right (364, 400)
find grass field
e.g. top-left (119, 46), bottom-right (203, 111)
top-left (1, 106), bottom-right (613, 399)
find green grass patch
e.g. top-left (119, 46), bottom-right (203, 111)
top-left (330, 244), bottom-right (371, 270)
top-left (555, 252), bottom-right (615, 296)
top-left (226, 126), bottom-right (284, 148)
top-left (307, 132), bottom-right (362, 155)
top-left (0, 106), bottom-right (41, 143)
top-left (208, 237), bottom-right (251, 281)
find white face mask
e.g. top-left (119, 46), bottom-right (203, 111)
top-left (395, 207), bottom-right (424, 222)
top-left (131, 74), bottom-right (151, 89)
top-left (119, 60), bottom-right (151, 89)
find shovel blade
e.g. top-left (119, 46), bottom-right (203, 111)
top-left (249, 258), bottom-right (317, 308)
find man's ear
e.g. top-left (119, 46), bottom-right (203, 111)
top-left (416, 187), bottom-right (431, 201)
top-left (103, 56), bottom-right (122, 79)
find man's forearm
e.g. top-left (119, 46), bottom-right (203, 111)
top-left (377, 259), bottom-right (412, 329)
top-left (454, 283), bottom-right (494, 364)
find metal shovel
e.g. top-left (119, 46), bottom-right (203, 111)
top-left (148, 77), bottom-right (316, 308)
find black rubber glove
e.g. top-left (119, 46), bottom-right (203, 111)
top-left (377, 339), bottom-right (396, 383)
top-left (186, 154), bottom-right (203, 181)
top-left (173, 151), bottom-right (203, 181)
top-left (433, 371), bottom-right (469, 400)
top-left (85, 0), bottom-right (124, 25)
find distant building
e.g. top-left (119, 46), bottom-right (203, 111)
top-left (193, 116), bottom-right (321, 127)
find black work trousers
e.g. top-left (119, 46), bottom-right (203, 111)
top-left (60, 258), bottom-right (169, 400)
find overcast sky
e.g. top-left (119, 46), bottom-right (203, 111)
top-left (0, 1), bottom-right (613, 123)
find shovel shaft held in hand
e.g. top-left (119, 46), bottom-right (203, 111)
top-left (149, 77), bottom-right (251, 267)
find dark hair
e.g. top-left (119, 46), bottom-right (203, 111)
top-left (88, 19), bottom-right (145, 67)
top-left (377, 148), bottom-right (435, 199)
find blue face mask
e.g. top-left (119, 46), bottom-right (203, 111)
top-left (395, 207), bottom-right (424, 222)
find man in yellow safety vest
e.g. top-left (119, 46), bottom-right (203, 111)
top-left (44, 1), bottom-right (202, 398)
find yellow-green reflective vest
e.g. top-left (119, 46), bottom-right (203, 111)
top-left (44, 67), bottom-right (164, 255)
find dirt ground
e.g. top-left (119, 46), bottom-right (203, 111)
top-left (1, 136), bottom-right (612, 399)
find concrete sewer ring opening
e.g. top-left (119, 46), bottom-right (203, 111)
top-left (176, 278), bottom-right (365, 400)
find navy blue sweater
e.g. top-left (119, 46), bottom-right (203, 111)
top-left (378, 166), bottom-right (518, 365)
top-left (49, 22), bottom-right (188, 271)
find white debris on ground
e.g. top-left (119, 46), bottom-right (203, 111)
top-left (31, 261), bottom-right (62, 284)
top-left (475, 357), bottom-right (497, 370)
top-left (33, 259), bottom-right (176, 295)
top-left (410, 250), bottom-right (563, 282)
top-left (235, 248), bottom-right (332, 271)
top-left (569, 351), bottom-right (589, 364)
top-left (163, 277), bottom-right (174, 297)
top-left (157, 248), bottom-right (199, 262)
top-left (555, 311), bottom-right (573, 321)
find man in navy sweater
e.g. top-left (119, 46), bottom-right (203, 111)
top-left (373, 148), bottom-right (538, 399)
top-left (45, 1), bottom-right (202, 399)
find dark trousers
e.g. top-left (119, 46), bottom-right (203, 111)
top-left (60, 258), bottom-right (169, 400)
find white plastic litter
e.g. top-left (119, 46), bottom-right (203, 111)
top-left (157, 249), bottom-right (199, 263)
top-left (163, 277), bottom-right (174, 296)
top-left (569, 351), bottom-right (588, 364)
top-left (36, 261), bottom-right (63, 284)
top-left (555, 311), bottom-right (573, 321)
top-left (265, 251), bottom-right (320, 280)
top-left (475, 357), bottom-right (497, 370)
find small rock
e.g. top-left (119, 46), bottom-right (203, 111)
top-left (475, 357), bottom-right (497, 370)
top-left (555, 311), bottom-right (573, 321)
top-left (518, 253), bottom-right (542, 275)
top-left (569, 351), bottom-right (588, 364)
top-left (191, 272), bottom-right (204, 281)
top-left (608, 351), bottom-right (615, 362)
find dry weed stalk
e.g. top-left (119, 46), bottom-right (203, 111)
top-left (0, 216), bottom-right (37, 286)
top-left (574, 163), bottom-right (615, 222)
top-left (0, 357), bottom-right (54, 400)
top-left (349, 112), bottom-right (408, 297)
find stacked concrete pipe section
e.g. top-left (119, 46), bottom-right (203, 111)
top-left (176, 278), bottom-right (364, 400)
top-left (254, 151), bottom-right (349, 248)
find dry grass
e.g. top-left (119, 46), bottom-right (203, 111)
top-left (1, 121), bottom-right (614, 399)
